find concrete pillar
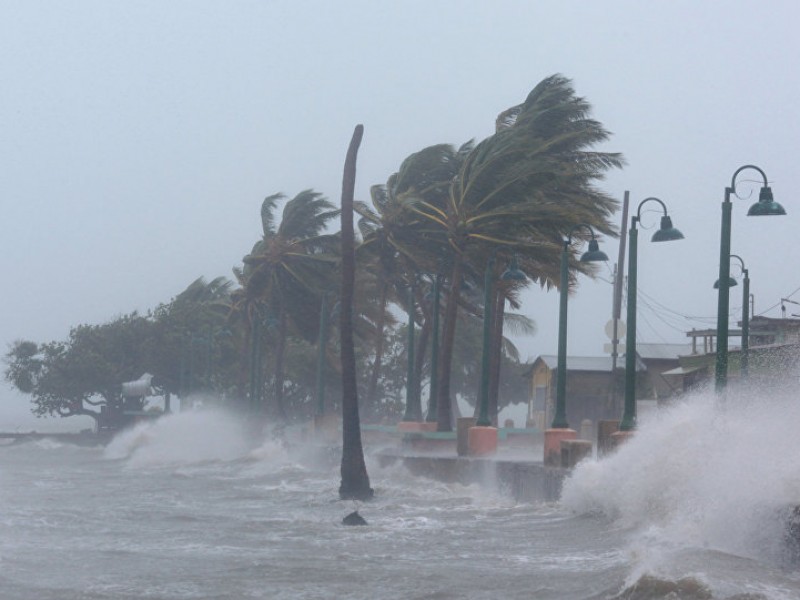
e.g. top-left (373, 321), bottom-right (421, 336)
top-left (398, 421), bottom-right (430, 432)
top-left (544, 428), bottom-right (577, 466)
top-left (456, 417), bottom-right (477, 456)
top-left (597, 419), bottom-right (620, 458)
top-left (610, 429), bottom-right (635, 448)
top-left (468, 426), bottom-right (498, 456)
top-left (560, 439), bottom-right (592, 468)
top-left (579, 419), bottom-right (593, 441)
top-left (313, 413), bottom-right (340, 444)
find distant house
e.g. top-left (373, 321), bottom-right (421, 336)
top-left (664, 316), bottom-right (800, 390)
top-left (524, 343), bottom-right (691, 430)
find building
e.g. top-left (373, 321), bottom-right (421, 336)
top-left (664, 316), bottom-right (800, 390)
top-left (524, 343), bottom-right (691, 430)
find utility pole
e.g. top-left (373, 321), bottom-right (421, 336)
top-left (610, 191), bottom-right (629, 416)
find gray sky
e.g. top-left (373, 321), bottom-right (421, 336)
top-left (2, 0), bottom-right (799, 418)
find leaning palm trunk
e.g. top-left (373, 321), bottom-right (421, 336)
top-left (339, 124), bottom-right (373, 501)
top-left (365, 280), bottom-right (389, 418)
top-left (488, 288), bottom-right (506, 427)
top-left (413, 313), bottom-right (431, 419)
top-left (436, 254), bottom-right (464, 432)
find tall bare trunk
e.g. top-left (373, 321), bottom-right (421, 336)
top-left (436, 254), bottom-right (464, 432)
top-left (339, 124), bottom-right (373, 501)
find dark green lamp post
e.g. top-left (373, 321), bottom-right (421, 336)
top-left (715, 165), bottom-right (785, 391)
top-left (713, 254), bottom-right (750, 378)
top-left (553, 227), bottom-right (608, 429)
top-left (620, 197), bottom-right (684, 432)
top-left (476, 254), bottom-right (526, 427)
top-left (425, 274), bottom-right (441, 424)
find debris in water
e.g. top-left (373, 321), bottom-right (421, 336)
top-left (342, 510), bottom-right (367, 526)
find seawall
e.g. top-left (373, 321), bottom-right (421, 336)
top-left (376, 449), bottom-right (568, 503)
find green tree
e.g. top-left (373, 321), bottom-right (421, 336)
top-left (4, 313), bottom-right (154, 425)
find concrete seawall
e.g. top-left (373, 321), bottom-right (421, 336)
top-left (376, 449), bottom-right (568, 503)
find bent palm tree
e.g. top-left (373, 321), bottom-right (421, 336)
top-left (409, 74), bottom-right (624, 430)
top-left (239, 190), bottom-right (339, 420)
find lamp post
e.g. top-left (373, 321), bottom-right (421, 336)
top-left (714, 254), bottom-right (749, 378)
top-left (619, 198), bottom-right (684, 432)
top-left (715, 165), bottom-right (785, 391)
top-left (552, 225), bottom-right (609, 429)
top-left (475, 254), bottom-right (527, 427)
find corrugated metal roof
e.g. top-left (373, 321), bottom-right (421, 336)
top-left (535, 355), bottom-right (646, 372)
top-left (662, 365), bottom-right (706, 376)
top-left (634, 343), bottom-right (693, 360)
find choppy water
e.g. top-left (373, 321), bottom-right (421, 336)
top-left (1, 389), bottom-right (800, 599)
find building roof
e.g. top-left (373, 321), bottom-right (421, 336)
top-left (532, 355), bottom-right (646, 373)
top-left (632, 343), bottom-right (693, 361)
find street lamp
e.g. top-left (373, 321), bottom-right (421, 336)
top-left (715, 165), bottom-right (785, 391)
top-left (476, 254), bottom-right (526, 427)
top-left (552, 226), bottom-right (609, 429)
top-left (619, 197), bottom-right (684, 432)
top-left (713, 254), bottom-right (749, 377)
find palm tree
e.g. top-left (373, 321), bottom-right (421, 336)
top-left (408, 74), bottom-right (624, 431)
top-left (239, 190), bottom-right (339, 420)
top-left (339, 124), bottom-right (373, 501)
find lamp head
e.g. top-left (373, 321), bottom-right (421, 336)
top-left (747, 186), bottom-right (786, 216)
top-left (580, 238), bottom-right (609, 262)
top-left (713, 276), bottom-right (738, 289)
top-left (501, 255), bottom-right (527, 281)
top-left (651, 215), bottom-right (685, 242)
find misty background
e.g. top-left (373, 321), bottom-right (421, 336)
top-left (2, 0), bottom-right (798, 428)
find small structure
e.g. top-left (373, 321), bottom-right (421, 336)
top-left (97, 373), bottom-right (165, 432)
top-left (524, 355), bottom-right (645, 430)
top-left (664, 317), bottom-right (800, 392)
top-left (525, 344), bottom-right (690, 430)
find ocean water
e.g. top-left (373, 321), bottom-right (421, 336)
top-left (0, 388), bottom-right (799, 599)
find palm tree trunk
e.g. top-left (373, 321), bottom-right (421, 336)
top-left (273, 311), bottom-right (288, 420)
top-left (413, 314), bottom-right (431, 420)
top-left (339, 124), bottom-right (373, 501)
top-left (436, 253), bottom-right (464, 432)
top-left (489, 288), bottom-right (505, 427)
top-left (365, 280), bottom-right (389, 419)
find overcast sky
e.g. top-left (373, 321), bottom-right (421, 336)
top-left (2, 0), bottom-right (799, 420)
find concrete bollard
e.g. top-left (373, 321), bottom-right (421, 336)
top-left (597, 419), bottom-right (620, 458)
top-left (456, 417), bottom-right (477, 456)
top-left (468, 426), bottom-right (498, 456)
top-left (544, 428), bottom-right (577, 466)
top-left (313, 413), bottom-right (340, 444)
top-left (560, 439), bottom-right (592, 468)
top-left (610, 429), bottom-right (635, 448)
top-left (397, 421), bottom-right (428, 432)
top-left (579, 419), bottom-right (593, 442)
